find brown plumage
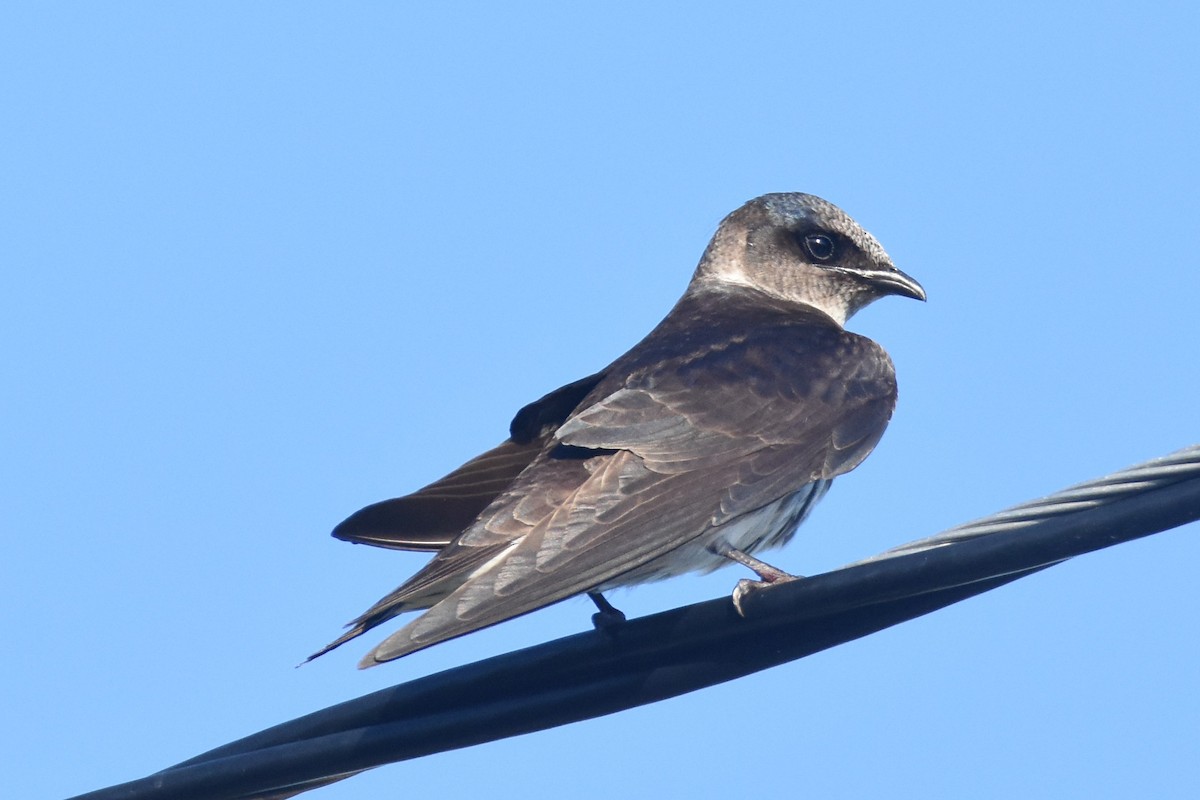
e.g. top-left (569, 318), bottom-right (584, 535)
top-left (313, 192), bottom-right (924, 667)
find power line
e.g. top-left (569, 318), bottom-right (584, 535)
top-left (70, 445), bottom-right (1200, 800)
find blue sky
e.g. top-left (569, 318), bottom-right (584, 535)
top-left (4, 3), bottom-right (1199, 799)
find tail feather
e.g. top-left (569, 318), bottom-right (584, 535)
top-left (332, 438), bottom-right (543, 550)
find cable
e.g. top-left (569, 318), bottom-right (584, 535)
top-left (68, 445), bottom-right (1200, 800)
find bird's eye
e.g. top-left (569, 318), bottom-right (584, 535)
top-left (803, 233), bottom-right (836, 261)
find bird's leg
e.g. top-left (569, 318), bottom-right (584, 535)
top-left (708, 543), bottom-right (803, 617)
top-left (588, 591), bottom-right (626, 630)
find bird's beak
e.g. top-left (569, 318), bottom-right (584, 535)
top-left (869, 266), bottom-right (926, 302)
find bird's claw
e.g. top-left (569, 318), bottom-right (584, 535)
top-left (591, 608), bottom-right (626, 630)
top-left (588, 592), bottom-right (627, 631)
top-left (709, 543), bottom-right (803, 616)
top-left (731, 572), bottom-right (803, 617)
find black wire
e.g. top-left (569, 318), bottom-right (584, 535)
top-left (68, 447), bottom-right (1200, 800)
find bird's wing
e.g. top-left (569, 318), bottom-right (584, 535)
top-left (331, 371), bottom-right (606, 551)
top-left (308, 373), bottom-right (606, 661)
top-left (331, 438), bottom-right (542, 550)
top-left (359, 317), bottom-right (899, 665)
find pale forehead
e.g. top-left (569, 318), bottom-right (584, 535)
top-left (760, 193), bottom-right (892, 266)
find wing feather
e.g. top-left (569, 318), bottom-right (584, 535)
top-left (331, 439), bottom-right (542, 550)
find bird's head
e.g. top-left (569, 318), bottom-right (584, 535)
top-left (693, 192), bottom-right (925, 325)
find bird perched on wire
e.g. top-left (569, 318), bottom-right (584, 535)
top-left (311, 192), bottom-right (925, 668)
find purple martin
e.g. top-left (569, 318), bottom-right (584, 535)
top-left (313, 192), bottom-right (925, 668)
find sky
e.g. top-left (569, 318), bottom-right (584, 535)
top-left (4, 3), bottom-right (1198, 799)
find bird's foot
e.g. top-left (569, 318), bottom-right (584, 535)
top-left (588, 591), bottom-right (627, 630)
top-left (731, 576), bottom-right (800, 616)
top-left (709, 544), bottom-right (803, 617)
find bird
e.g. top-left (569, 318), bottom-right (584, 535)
top-left (312, 192), bottom-right (925, 668)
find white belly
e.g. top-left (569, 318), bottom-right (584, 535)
top-left (600, 479), bottom-right (832, 588)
